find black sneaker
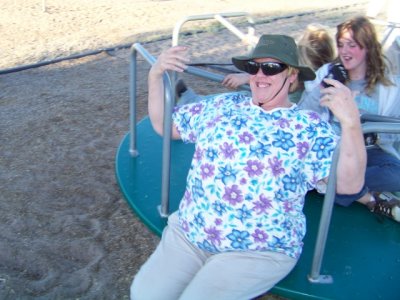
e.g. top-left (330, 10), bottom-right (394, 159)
top-left (175, 79), bottom-right (187, 99)
top-left (370, 192), bottom-right (400, 222)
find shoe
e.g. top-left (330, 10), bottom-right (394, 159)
top-left (370, 192), bottom-right (400, 222)
top-left (175, 79), bottom-right (187, 99)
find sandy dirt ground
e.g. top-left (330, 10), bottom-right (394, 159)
top-left (1, 1), bottom-right (368, 299)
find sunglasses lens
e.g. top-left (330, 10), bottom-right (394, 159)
top-left (245, 61), bottom-right (260, 75)
top-left (244, 61), bottom-right (288, 76)
top-left (260, 62), bottom-right (287, 76)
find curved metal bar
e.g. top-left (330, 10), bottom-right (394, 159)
top-left (185, 65), bottom-right (250, 91)
top-left (361, 114), bottom-right (400, 123)
top-left (308, 121), bottom-right (400, 283)
top-left (172, 12), bottom-right (255, 47)
top-left (129, 43), bottom-right (157, 156)
top-left (129, 43), bottom-right (173, 217)
top-left (159, 75), bottom-right (174, 217)
top-left (170, 12), bottom-right (255, 110)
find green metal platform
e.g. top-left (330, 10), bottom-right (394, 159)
top-left (116, 117), bottom-right (400, 300)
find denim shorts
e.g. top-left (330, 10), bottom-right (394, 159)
top-left (335, 147), bottom-right (400, 206)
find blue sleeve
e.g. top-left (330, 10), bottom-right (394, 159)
top-left (298, 65), bottom-right (331, 121)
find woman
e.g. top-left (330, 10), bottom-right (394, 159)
top-left (299, 16), bottom-right (400, 221)
top-left (131, 34), bottom-right (366, 300)
top-left (176, 24), bottom-right (336, 104)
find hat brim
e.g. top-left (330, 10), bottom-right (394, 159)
top-left (232, 56), bottom-right (316, 82)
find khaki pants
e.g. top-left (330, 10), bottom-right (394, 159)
top-left (130, 212), bottom-right (297, 300)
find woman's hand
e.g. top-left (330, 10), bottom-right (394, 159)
top-left (150, 46), bottom-right (190, 77)
top-left (321, 78), bottom-right (367, 195)
top-left (320, 78), bottom-right (360, 128)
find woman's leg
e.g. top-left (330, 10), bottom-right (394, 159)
top-left (130, 212), bottom-right (211, 300)
top-left (179, 251), bottom-right (297, 300)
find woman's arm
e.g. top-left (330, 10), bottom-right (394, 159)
top-left (320, 78), bottom-right (367, 194)
top-left (148, 46), bottom-right (189, 138)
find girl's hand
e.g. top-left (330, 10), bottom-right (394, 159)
top-left (222, 73), bottom-right (250, 89)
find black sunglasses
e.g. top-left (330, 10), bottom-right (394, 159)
top-left (244, 61), bottom-right (288, 76)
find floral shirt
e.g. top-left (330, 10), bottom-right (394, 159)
top-left (172, 93), bottom-right (337, 259)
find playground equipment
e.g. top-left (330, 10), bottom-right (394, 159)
top-left (116, 12), bottom-right (400, 299)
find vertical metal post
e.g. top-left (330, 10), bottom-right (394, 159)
top-left (129, 47), bottom-right (139, 157)
top-left (308, 121), bottom-right (400, 283)
top-left (158, 75), bottom-right (174, 217)
top-left (308, 145), bottom-right (340, 283)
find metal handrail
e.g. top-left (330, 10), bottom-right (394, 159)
top-left (172, 12), bottom-right (256, 47)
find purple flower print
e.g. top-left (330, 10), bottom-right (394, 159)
top-left (244, 160), bottom-right (265, 177)
top-left (219, 142), bottom-right (238, 159)
top-left (252, 228), bottom-right (268, 243)
top-left (268, 157), bottom-right (285, 177)
top-left (181, 219), bottom-right (189, 232)
top-left (206, 115), bottom-right (222, 128)
top-left (253, 194), bottom-right (273, 214)
top-left (200, 163), bottom-right (215, 179)
top-left (308, 111), bottom-right (321, 121)
top-left (239, 131), bottom-right (254, 144)
top-left (296, 141), bottom-right (309, 159)
top-left (189, 103), bottom-right (204, 115)
top-left (188, 132), bottom-right (196, 142)
top-left (204, 226), bottom-right (224, 246)
top-left (222, 184), bottom-right (243, 205)
top-left (194, 148), bottom-right (203, 161)
top-left (183, 189), bottom-right (192, 207)
top-left (283, 200), bottom-right (295, 213)
top-left (275, 118), bottom-right (290, 129)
